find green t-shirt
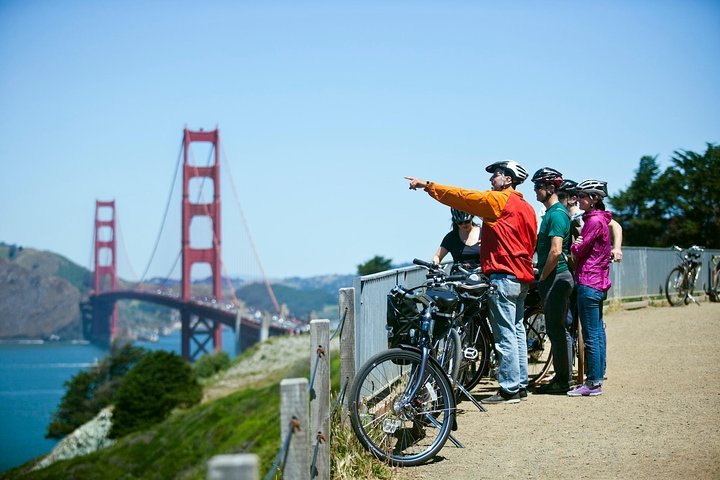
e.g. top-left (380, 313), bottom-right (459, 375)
top-left (536, 202), bottom-right (571, 274)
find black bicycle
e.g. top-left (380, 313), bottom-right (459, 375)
top-left (349, 260), bottom-right (464, 466)
top-left (448, 270), bottom-right (554, 389)
top-left (707, 255), bottom-right (720, 303)
top-left (666, 245), bottom-right (704, 306)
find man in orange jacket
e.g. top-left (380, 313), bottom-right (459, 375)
top-left (405, 160), bottom-right (537, 404)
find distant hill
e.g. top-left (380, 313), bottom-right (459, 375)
top-left (0, 243), bottom-right (85, 339)
top-left (0, 241), bottom-right (358, 336)
top-left (234, 281), bottom-right (346, 320)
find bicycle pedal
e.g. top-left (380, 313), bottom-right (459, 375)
top-left (463, 347), bottom-right (478, 360)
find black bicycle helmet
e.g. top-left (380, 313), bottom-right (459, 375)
top-left (576, 179), bottom-right (608, 197)
top-left (531, 167), bottom-right (563, 187)
top-left (559, 179), bottom-right (578, 194)
top-left (451, 208), bottom-right (472, 224)
top-left (484, 160), bottom-right (529, 184)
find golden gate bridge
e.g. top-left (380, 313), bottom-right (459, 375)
top-left (81, 128), bottom-right (295, 361)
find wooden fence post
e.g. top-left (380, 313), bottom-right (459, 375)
top-left (310, 319), bottom-right (330, 480)
top-left (280, 378), bottom-right (309, 480)
top-left (338, 287), bottom-right (355, 425)
top-left (207, 454), bottom-right (258, 480)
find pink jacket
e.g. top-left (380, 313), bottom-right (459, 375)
top-left (570, 210), bottom-right (612, 292)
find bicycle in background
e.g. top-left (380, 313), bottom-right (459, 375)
top-left (666, 245), bottom-right (704, 306)
top-left (707, 255), bottom-right (720, 303)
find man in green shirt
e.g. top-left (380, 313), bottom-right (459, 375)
top-left (532, 167), bottom-right (575, 394)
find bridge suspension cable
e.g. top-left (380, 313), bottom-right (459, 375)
top-left (116, 213), bottom-right (139, 283)
top-left (138, 138), bottom-right (184, 285)
top-left (221, 143), bottom-right (282, 315)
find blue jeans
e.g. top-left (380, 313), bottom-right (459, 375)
top-left (488, 274), bottom-right (529, 394)
top-left (577, 284), bottom-right (607, 386)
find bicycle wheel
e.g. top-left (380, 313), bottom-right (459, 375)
top-left (524, 306), bottom-right (553, 386)
top-left (435, 328), bottom-right (461, 385)
top-left (665, 267), bottom-right (687, 306)
top-left (575, 319), bottom-right (585, 385)
top-left (710, 263), bottom-right (720, 302)
top-left (456, 313), bottom-right (492, 391)
top-left (349, 348), bottom-right (455, 467)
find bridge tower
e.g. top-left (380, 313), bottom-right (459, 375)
top-left (181, 127), bottom-right (223, 360)
top-left (93, 200), bottom-right (118, 341)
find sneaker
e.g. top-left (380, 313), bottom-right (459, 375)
top-left (534, 381), bottom-right (572, 395)
top-left (481, 390), bottom-right (521, 405)
top-left (519, 388), bottom-right (528, 401)
top-left (567, 384), bottom-right (602, 397)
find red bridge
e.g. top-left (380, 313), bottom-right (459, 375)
top-left (82, 128), bottom-right (294, 361)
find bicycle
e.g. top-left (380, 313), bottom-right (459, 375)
top-left (666, 245), bottom-right (704, 306)
top-left (706, 255), bottom-right (720, 303)
top-left (349, 260), bottom-right (466, 466)
top-left (452, 273), bottom-right (554, 389)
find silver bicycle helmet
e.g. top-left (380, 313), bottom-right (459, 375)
top-left (576, 179), bottom-right (608, 197)
top-left (485, 160), bottom-right (529, 184)
top-left (451, 208), bottom-right (472, 224)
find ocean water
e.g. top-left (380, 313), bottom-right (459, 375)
top-left (0, 328), bottom-right (237, 472)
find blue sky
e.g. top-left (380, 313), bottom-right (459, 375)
top-left (1, 1), bottom-right (719, 281)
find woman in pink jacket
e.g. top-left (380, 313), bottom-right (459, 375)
top-left (568, 179), bottom-right (612, 397)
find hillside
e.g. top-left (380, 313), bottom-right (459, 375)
top-left (0, 244), bottom-right (84, 339)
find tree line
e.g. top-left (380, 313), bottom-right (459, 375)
top-left (609, 143), bottom-right (719, 249)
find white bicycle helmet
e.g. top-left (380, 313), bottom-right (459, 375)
top-left (576, 179), bottom-right (608, 197)
top-left (484, 160), bottom-right (529, 185)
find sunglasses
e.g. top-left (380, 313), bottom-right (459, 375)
top-left (577, 192), bottom-right (590, 199)
top-left (456, 220), bottom-right (472, 225)
top-left (533, 183), bottom-right (548, 191)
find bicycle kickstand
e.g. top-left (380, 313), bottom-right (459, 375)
top-left (423, 413), bottom-right (465, 448)
top-left (454, 380), bottom-right (487, 413)
top-left (687, 293), bottom-right (701, 306)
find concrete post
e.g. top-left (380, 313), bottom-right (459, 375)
top-left (207, 454), bottom-right (258, 480)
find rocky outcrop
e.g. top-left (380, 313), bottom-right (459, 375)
top-left (0, 257), bottom-right (82, 339)
top-left (33, 407), bottom-right (116, 470)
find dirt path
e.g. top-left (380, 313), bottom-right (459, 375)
top-left (400, 303), bottom-right (720, 480)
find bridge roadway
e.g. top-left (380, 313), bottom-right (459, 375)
top-left (84, 289), bottom-right (295, 356)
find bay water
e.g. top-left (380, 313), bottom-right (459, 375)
top-left (0, 329), bottom-right (237, 472)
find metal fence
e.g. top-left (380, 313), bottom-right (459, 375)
top-left (352, 246), bottom-right (720, 369)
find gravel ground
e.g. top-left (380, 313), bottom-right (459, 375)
top-left (399, 302), bottom-right (720, 480)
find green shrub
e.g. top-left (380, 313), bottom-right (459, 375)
top-left (110, 350), bottom-right (202, 438)
top-left (193, 350), bottom-right (231, 379)
top-left (46, 343), bottom-right (146, 438)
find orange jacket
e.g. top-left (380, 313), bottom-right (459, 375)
top-left (427, 183), bottom-right (538, 283)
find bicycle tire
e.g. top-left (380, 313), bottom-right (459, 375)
top-left (456, 313), bottom-right (492, 391)
top-left (575, 320), bottom-right (585, 385)
top-left (665, 266), bottom-right (687, 306)
top-left (348, 348), bottom-right (455, 467)
top-left (710, 263), bottom-right (720, 302)
top-left (524, 306), bottom-right (553, 387)
top-left (436, 327), bottom-right (462, 386)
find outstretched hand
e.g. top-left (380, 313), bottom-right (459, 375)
top-left (404, 176), bottom-right (428, 190)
